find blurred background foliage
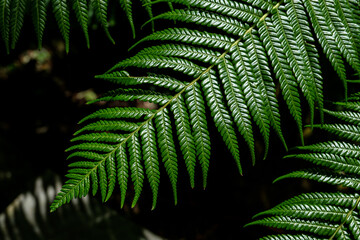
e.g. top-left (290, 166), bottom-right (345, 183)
top-left (0, 2), bottom-right (353, 239)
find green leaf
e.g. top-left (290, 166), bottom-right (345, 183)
top-left (31, 0), bottom-right (47, 49)
top-left (272, 7), bottom-right (316, 126)
top-left (274, 168), bottom-right (360, 190)
top-left (145, 9), bottom-right (247, 36)
top-left (98, 159), bottom-right (107, 202)
top-left (185, 82), bottom-right (211, 188)
top-left (218, 56), bottom-right (255, 163)
top-left (140, 121), bottom-right (160, 210)
top-left (105, 151), bottom-right (117, 202)
top-left (245, 30), bottom-right (287, 150)
top-left (201, 70), bottom-right (241, 174)
top-left (157, 0), bottom-right (263, 23)
top-left (91, 0), bottom-right (115, 44)
top-left (247, 216), bottom-right (339, 237)
top-left (0, 0), bottom-right (11, 53)
top-left (116, 145), bottom-right (128, 207)
top-left (52, 0), bottom-right (70, 53)
top-left (72, 0), bottom-right (90, 48)
top-left (230, 42), bottom-right (271, 158)
top-left (128, 132), bottom-right (144, 208)
top-left (10, 0), bottom-right (26, 50)
top-left (119, 0), bottom-right (135, 38)
top-left (129, 28), bottom-right (234, 51)
top-left (258, 19), bottom-right (303, 145)
top-left (171, 95), bottom-right (196, 188)
top-left (303, 0), bottom-right (348, 97)
top-left (155, 109), bottom-right (178, 203)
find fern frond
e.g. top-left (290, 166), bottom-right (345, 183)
top-left (2, 0), bottom-right (157, 51)
top-left (276, 192), bottom-right (360, 208)
top-left (0, 0), bottom-right (10, 53)
top-left (324, 0), bottom-right (360, 74)
top-left (218, 55), bottom-right (255, 163)
top-left (145, 9), bottom-right (247, 36)
top-left (140, 120), bottom-right (160, 210)
top-left (334, 101), bottom-right (360, 112)
top-left (153, 0), bottom-right (263, 23)
top-left (96, 71), bottom-right (185, 91)
top-left (284, 152), bottom-right (360, 175)
top-left (78, 107), bottom-right (155, 123)
top-left (91, 0), bottom-right (115, 44)
top-left (115, 144), bottom-right (128, 206)
top-left (128, 132), bottom-right (144, 207)
top-left (171, 95), bottom-right (196, 188)
top-left (255, 203), bottom-right (349, 222)
top-left (31, 0), bottom-right (48, 49)
top-left (334, 0), bottom-right (360, 55)
top-left (230, 42), bottom-right (271, 158)
top-left (10, 0), bottom-right (26, 50)
top-left (258, 18), bottom-right (303, 144)
top-left (139, 0), bottom-right (154, 31)
top-left (250, 98), bottom-right (360, 239)
top-left (89, 88), bottom-right (172, 105)
top-left (349, 92), bottom-right (360, 100)
top-left (260, 234), bottom-right (327, 240)
top-left (66, 142), bottom-right (116, 152)
top-left (311, 124), bottom-right (360, 142)
top-left (71, 132), bottom-right (126, 143)
top-left (72, 0), bottom-right (90, 48)
top-left (129, 28), bottom-right (235, 51)
top-left (245, 29), bottom-right (287, 150)
top-left (285, 0), bottom-right (324, 121)
top-left (295, 141), bottom-right (360, 159)
top-left (201, 70), bottom-right (241, 173)
top-left (137, 44), bottom-right (220, 65)
top-left (273, 6), bottom-right (317, 125)
top-left (185, 82), bottom-right (211, 188)
top-left (54, 0), bottom-right (360, 211)
top-left (155, 109), bottom-right (178, 204)
top-left (247, 216), bottom-right (339, 237)
top-left (274, 168), bottom-right (360, 190)
top-left (323, 109), bottom-right (360, 126)
top-left (74, 120), bottom-right (140, 135)
top-left (52, 0), bottom-right (70, 53)
top-left (98, 156), bottom-right (108, 202)
top-left (119, 0), bottom-right (135, 38)
top-left (110, 55), bottom-right (203, 76)
top-left (303, 0), bottom-right (348, 96)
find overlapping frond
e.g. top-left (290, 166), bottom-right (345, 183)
top-left (0, 0), bottom-right (157, 52)
top-left (248, 96), bottom-right (360, 239)
top-left (52, 0), bottom-right (360, 211)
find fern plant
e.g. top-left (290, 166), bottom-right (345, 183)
top-left (48, 0), bottom-right (360, 212)
top-left (247, 95), bottom-right (360, 239)
top-left (0, 0), bottom-right (157, 53)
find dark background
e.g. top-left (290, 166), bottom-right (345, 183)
top-left (0, 3), bottom-right (351, 239)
